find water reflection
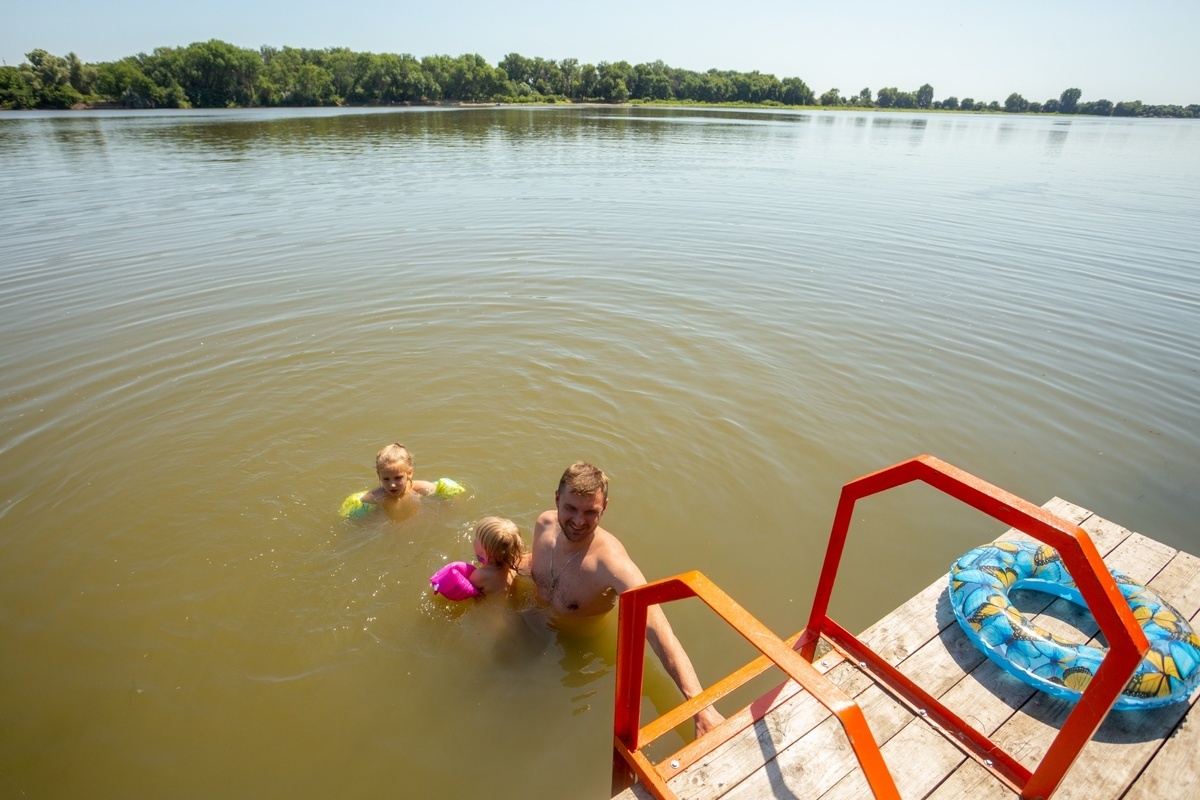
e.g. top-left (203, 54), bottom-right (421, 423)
top-left (996, 121), bottom-right (1020, 143)
top-left (81, 106), bottom-right (875, 160)
top-left (1044, 127), bottom-right (1070, 157)
top-left (50, 118), bottom-right (111, 157)
top-left (8, 107), bottom-right (991, 165)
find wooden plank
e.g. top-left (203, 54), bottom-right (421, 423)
top-left (1042, 497), bottom-right (1095, 526)
top-left (615, 781), bottom-right (655, 800)
top-left (924, 757), bottom-right (1018, 800)
top-left (1120, 700), bottom-right (1200, 800)
top-left (1141, 549), bottom-right (1200, 620)
top-left (717, 683), bottom-right (916, 800)
top-left (1002, 503), bottom-right (1127, 555)
top-left (666, 661), bottom-right (873, 800)
top-left (817, 717), bottom-right (970, 800)
top-left (1077, 512), bottom-right (1139, 557)
top-left (1052, 701), bottom-right (1191, 800)
top-left (895, 608), bottom-right (987, 696)
top-left (1120, 705), bottom-right (1200, 800)
top-left (857, 579), bottom-right (953, 664)
top-left (1102, 532), bottom-right (1178, 584)
top-left (656, 651), bottom-right (848, 791)
top-left (937, 651), bottom-right (1046, 743)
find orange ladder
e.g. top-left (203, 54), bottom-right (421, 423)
top-left (612, 455), bottom-right (1150, 800)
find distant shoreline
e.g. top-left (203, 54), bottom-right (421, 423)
top-left (2, 100), bottom-right (1180, 119)
top-left (4, 43), bottom-right (1194, 118)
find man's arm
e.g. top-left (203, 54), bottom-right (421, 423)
top-left (526, 509), bottom-right (555, 570)
top-left (644, 605), bottom-right (725, 736)
top-left (608, 557), bottom-right (725, 737)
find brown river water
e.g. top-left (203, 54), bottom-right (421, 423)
top-left (1, 106), bottom-right (1197, 798)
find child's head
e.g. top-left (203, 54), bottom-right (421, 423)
top-left (375, 443), bottom-right (414, 495)
top-left (376, 442), bottom-right (413, 473)
top-left (473, 517), bottom-right (526, 571)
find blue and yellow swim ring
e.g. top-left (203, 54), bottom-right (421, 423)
top-left (948, 540), bottom-right (1200, 710)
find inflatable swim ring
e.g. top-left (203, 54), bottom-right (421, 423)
top-left (949, 540), bottom-right (1200, 710)
top-left (337, 478), bottom-right (466, 518)
top-left (430, 561), bottom-right (480, 601)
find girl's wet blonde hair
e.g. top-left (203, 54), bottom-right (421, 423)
top-left (474, 516), bottom-right (526, 571)
top-left (376, 442), bottom-right (413, 472)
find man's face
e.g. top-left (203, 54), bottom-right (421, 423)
top-left (555, 489), bottom-right (607, 543)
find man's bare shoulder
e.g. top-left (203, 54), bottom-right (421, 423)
top-left (588, 528), bottom-right (644, 588)
top-left (533, 509), bottom-right (557, 539)
top-left (589, 526), bottom-right (628, 558)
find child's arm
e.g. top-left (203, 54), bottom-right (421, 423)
top-left (468, 567), bottom-right (489, 594)
top-left (469, 566), bottom-right (507, 595)
top-left (413, 478), bottom-right (466, 497)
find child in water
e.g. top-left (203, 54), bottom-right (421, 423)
top-left (339, 442), bottom-right (463, 519)
top-left (469, 516), bottom-right (527, 595)
top-left (431, 517), bottom-right (527, 600)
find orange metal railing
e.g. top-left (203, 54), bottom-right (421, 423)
top-left (611, 454), bottom-right (1150, 800)
top-left (613, 572), bottom-right (901, 800)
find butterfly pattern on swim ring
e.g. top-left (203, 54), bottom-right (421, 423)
top-left (948, 540), bottom-right (1200, 710)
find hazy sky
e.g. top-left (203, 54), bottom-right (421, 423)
top-left (4, 1), bottom-right (1197, 105)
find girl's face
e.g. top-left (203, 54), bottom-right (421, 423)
top-left (377, 464), bottom-right (413, 496)
top-left (472, 537), bottom-right (488, 566)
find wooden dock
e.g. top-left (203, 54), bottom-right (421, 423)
top-left (614, 498), bottom-right (1200, 800)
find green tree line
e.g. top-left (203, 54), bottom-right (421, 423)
top-left (2, 41), bottom-right (1196, 118)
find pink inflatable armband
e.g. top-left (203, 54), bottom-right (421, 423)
top-left (430, 561), bottom-right (480, 601)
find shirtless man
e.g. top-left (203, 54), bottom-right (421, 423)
top-left (531, 461), bottom-right (724, 736)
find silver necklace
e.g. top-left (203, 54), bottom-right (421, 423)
top-left (550, 545), bottom-right (583, 592)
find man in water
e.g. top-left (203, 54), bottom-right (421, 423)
top-left (530, 461), bottom-right (725, 736)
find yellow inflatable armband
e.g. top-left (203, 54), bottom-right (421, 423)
top-left (433, 478), bottom-right (465, 497)
top-left (339, 491), bottom-right (374, 518)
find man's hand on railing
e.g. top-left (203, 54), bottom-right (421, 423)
top-left (696, 705), bottom-right (725, 738)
